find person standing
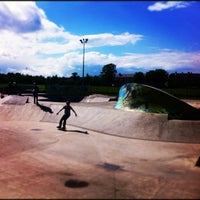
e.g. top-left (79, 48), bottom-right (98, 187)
top-left (32, 82), bottom-right (39, 105)
top-left (8, 82), bottom-right (13, 95)
top-left (57, 101), bottom-right (77, 130)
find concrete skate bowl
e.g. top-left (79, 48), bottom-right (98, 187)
top-left (43, 83), bottom-right (199, 143)
top-left (0, 95), bottom-right (46, 121)
top-left (42, 102), bottom-right (200, 143)
top-left (1, 93), bottom-right (199, 143)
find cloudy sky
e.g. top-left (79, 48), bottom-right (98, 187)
top-left (0, 1), bottom-right (199, 77)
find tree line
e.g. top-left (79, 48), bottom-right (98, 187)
top-left (0, 63), bottom-right (199, 89)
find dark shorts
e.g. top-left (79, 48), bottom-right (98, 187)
top-left (62, 114), bottom-right (70, 119)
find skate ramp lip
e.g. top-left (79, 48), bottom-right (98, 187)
top-left (42, 103), bottom-right (200, 143)
top-left (0, 96), bottom-right (199, 143)
top-left (81, 94), bottom-right (116, 103)
top-left (1, 95), bottom-right (28, 105)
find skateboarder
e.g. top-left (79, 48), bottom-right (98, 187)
top-left (57, 101), bottom-right (77, 130)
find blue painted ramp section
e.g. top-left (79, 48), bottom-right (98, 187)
top-left (115, 83), bottom-right (200, 120)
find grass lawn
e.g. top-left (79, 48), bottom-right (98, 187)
top-left (90, 86), bottom-right (120, 96)
top-left (163, 88), bottom-right (200, 100)
top-left (1, 83), bottom-right (199, 99)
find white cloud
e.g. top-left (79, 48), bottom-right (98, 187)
top-left (74, 50), bottom-right (200, 75)
top-left (0, 2), bottom-right (144, 76)
top-left (0, 1), bottom-right (43, 33)
top-left (0, 2), bottom-right (199, 77)
top-left (81, 50), bottom-right (200, 74)
top-left (115, 51), bottom-right (200, 72)
top-left (148, 1), bottom-right (191, 12)
top-left (86, 32), bottom-right (143, 47)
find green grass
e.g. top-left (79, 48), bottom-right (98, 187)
top-left (90, 86), bottom-right (200, 99)
top-left (163, 88), bottom-right (200, 99)
top-left (0, 83), bottom-right (46, 93)
top-left (1, 83), bottom-right (199, 99)
top-left (90, 86), bottom-right (120, 96)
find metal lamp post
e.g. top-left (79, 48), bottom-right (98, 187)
top-left (80, 38), bottom-right (88, 84)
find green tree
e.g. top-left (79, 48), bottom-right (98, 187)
top-left (69, 72), bottom-right (80, 85)
top-left (133, 72), bottom-right (145, 84)
top-left (145, 69), bottom-right (168, 88)
top-left (100, 63), bottom-right (117, 86)
top-left (71, 72), bottom-right (78, 78)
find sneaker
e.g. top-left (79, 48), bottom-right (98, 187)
top-left (57, 126), bottom-right (61, 129)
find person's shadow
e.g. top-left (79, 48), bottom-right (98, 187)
top-left (37, 103), bottom-right (53, 113)
top-left (67, 130), bottom-right (88, 134)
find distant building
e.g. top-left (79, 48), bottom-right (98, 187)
top-left (169, 72), bottom-right (200, 87)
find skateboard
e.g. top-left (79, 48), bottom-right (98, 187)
top-left (57, 127), bottom-right (88, 134)
top-left (57, 128), bottom-right (67, 131)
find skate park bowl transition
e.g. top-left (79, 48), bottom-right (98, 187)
top-left (1, 92), bottom-right (200, 199)
top-left (1, 83), bottom-right (200, 143)
top-left (41, 83), bottom-right (200, 143)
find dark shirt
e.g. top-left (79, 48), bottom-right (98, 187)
top-left (33, 85), bottom-right (39, 96)
top-left (63, 105), bottom-right (72, 116)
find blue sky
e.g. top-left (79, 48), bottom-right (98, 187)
top-left (0, 1), bottom-right (199, 77)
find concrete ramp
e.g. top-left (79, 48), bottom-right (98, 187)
top-left (0, 101), bottom-right (47, 122)
top-left (81, 94), bottom-right (115, 102)
top-left (115, 83), bottom-right (200, 120)
top-left (0, 97), bottom-right (199, 143)
top-left (1, 95), bottom-right (28, 105)
top-left (42, 103), bottom-right (200, 143)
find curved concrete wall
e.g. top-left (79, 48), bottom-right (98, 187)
top-left (43, 104), bottom-right (200, 143)
top-left (1, 95), bottom-right (199, 143)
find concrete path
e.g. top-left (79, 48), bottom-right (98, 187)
top-left (0, 95), bottom-right (200, 199)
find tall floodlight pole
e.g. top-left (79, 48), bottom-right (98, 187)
top-left (80, 38), bottom-right (88, 84)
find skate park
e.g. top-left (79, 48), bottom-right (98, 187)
top-left (0, 89), bottom-right (200, 199)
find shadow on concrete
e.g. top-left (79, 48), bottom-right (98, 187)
top-left (67, 129), bottom-right (88, 134)
top-left (65, 179), bottom-right (89, 188)
top-left (37, 103), bottom-right (53, 113)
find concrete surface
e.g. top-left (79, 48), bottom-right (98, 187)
top-left (0, 95), bottom-right (200, 199)
top-left (42, 103), bottom-right (200, 143)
